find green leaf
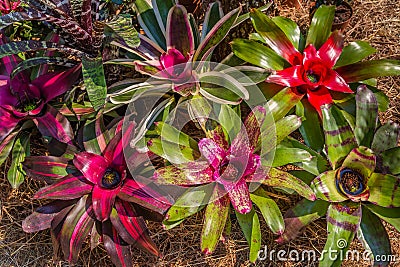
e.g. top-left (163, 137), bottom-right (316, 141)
top-left (322, 104), bottom-right (357, 168)
top-left (201, 186), bottom-right (230, 254)
top-left (358, 206), bottom-right (391, 266)
top-left (163, 187), bottom-right (212, 227)
top-left (193, 7), bottom-right (241, 61)
top-left (152, 0), bottom-right (176, 31)
top-left (199, 71), bottom-right (249, 100)
top-left (311, 170), bottom-right (348, 202)
top-left (264, 168), bottom-right (316, 201)
top-left (364, 203), bottom-right (400, 232)
top-left (134, 0), bottom-right (166, 50)
top-left (279, 199), bottom-right (328, 243)
top-left (275, 115), bottom-right (302, 144)
top-left (147, 138), bottom-right (197, 164)
top-left (371, 121), bottom-right (399, 154)
top-left (306, 5), bottom-right (335, 49)
top-left (7, 132), bottom-right (30, 188)
top-left (320, 202), bottom-right (361, 267)
top-left (271, 16), bottom-right (301, 50)
top-left (200, 87), bottom-right (242, 105)
top-left (82, 57), bottom-right (107, 111)
top-left (233, 3), bottom-right (272, 27)
top-left (271, 146), bottom-right (312, 167)
top-left (354, 86), bottom-right (378, 147)
top-left (267, 87), bottom-right (303, 121)
top-left (201, 1), bottom-right (223, 40)
top-left (154, 122), bottom-right (198, 151)
top-left (298, 99), bottom-right (325, 153)
top-left (335, 41), bottom-right (376, 68)
top-left (105, 15), bottom-right (140, 49)
top-left (367, 173), bottom-right (400, 208)
top-left (250, 9), bottom-right (300, 64)
top-left (231, 39), bottom-right (288, 70)
top-left (380, 147), bottom-right (400, 175)
top-left (218, 105), bottom-right (241, 143)
top-left (342, 147), bottom-right (376, 181)
top-left (373, 89), bottom-right (389, 112)
top-left (279, 137), bottom-right (330, 175)
top-left (235, 209), bottom-right (261, 263)
top-left (336, 59), bottom-right (400, 83)
top-left (250, 187), bottom-right (284, 234)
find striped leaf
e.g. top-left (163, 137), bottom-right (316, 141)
top-left (201, 1), bottom-right (223, 40)
top-left (105, 15), bottom-right (140, 49)
top-left (278, 199), bottom-right (328, 243)
top-left (371, 121), bottom-right (399, 153)
top-left (7, 132), bottom-right (30, 188)
top-left (193, 6), bottom-right (241, 62)
top-left (11, 57), bottom-right (78, 78)
top-left (320, 202), bottom-right (361, 267)
top-left (367, 173), bottom-right (400, 208)
top-left (342, 147), bottom-right (375, 182)
top-left (311, 170), bottom-right (348, 202)
top-left (152, 0), bottom-right (176, 31)
top-left (322, 104), bottom-right (357, 169)
top-left (82, 56), bottom-right (107, 110)
top-left (134, 0), bottom-right (166, 50)
top-left (355, 85), bottom-right (378, 147)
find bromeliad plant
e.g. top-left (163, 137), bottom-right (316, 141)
top-left (0, 0), bottom-right (140, 110)
top-left (148, 98), bottom-right (316, 262)
top-left (277, 86), bottom-right (400, 267)
top-left (22, 121), bottom-right (172, 267)
top-left (0, 33), bottom-right (80, 188)
top-left (231, 5), bottom-right (400, 152)
top-left (107, 0), bottom-right (270, 107)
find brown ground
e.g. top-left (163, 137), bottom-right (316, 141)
top-left (1, 0), bottom-right (400, 266)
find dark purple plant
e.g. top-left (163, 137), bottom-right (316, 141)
top-left (0, 34), bottom-right (81, 145)
top-left (23, 123), bottom-right (172, 266)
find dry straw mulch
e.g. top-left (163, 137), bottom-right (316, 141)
top-left (1, 0), bottom-right (399, 266)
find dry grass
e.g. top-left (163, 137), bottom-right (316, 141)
top-left (1, 0), bottom-right (400, 266)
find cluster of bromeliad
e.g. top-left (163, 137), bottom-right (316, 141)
top-left (0, 0), bottom-right (399, 266)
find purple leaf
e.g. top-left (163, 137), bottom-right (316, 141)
top-left (198, 138), bottom-right (226, 169)
top-left (34, 174), bottom-right (92, 200)
top-left (119, 177), bottom-right (172, 215)
top-left (23, 156), bottom-right (70, 183)
top-left (113, 200), bottom-right (160, 256)
top-left (33, 105), bottom-right (74, 144)
top-left (225, 178), bottom-right (252, 214)
top-left (60, 195), bottom-right (95, 263)
top-left (102, 220), bottom-right (133, 267)
top-left (0, 107), bottom-right (20, 143)
top-left (32, 64), bottom-right (81, 103)
top-left (166, 5), bottom-right (194, 56)
top-left (22, 200), bottom-right (75, 233)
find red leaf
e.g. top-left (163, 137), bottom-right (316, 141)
top-left (73, 152), bottom-right (108, 184)
top-left (307, 86), bottom-right (333, 115)
top-left (266, 66), bottom-right (305, 88)
top-left (34, 174), bottom-right (92, 200)
top-left (92, 184), bottom-right (118, 221)
top-left (317, 31), bottom-right (344, 68)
